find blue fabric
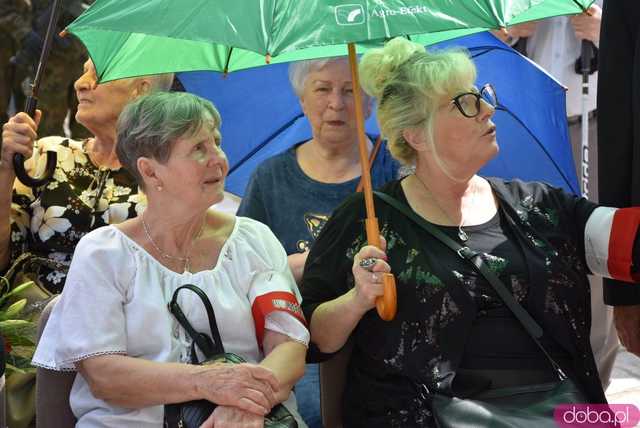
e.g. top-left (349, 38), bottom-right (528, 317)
top-left (296, 364), bottom-right (322, 428)
top-left (237, 143), bottom-right (398, 255)
top-left (179, 31), bottom-right (579, 197)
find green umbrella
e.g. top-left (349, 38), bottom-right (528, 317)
top-left (66, 0), bottom-right (592, 81)
top-left (65, 0), bottom-right (593, 320)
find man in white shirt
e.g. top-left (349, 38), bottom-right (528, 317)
top-left (497, 3), bottom-right (620, 389)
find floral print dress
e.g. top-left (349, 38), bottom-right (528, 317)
top-left (9, 136), bottom-right (145, 293)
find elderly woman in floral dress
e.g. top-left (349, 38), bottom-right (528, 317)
top-left (0, 59), bottom-right (173, 293)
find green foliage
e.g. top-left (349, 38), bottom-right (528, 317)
top-left (0, 278), bottom-right (37, 375)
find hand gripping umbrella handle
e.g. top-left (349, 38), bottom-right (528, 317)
top-left (349, 43), bottom-right (397, 321)
top-left (12, 0), bottom-right (62, 187)
top-left (365, 218), bottom-right (397, 321)
top-left (13, 96), bottom-right (57, 188)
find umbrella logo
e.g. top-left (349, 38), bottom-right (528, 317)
top-left (335, 4), bottom-right (365, 25)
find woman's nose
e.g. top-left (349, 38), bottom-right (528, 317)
top-left (74, 71), bottom-right (97, 92)
top-left (328, 90), bottom-right (345, 110)
top-left (477, 98), bottom-right (495, 121)
top-left (206, 145), bottom-right (227, 168)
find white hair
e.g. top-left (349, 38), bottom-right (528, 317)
top-left (288, 57), bottom-right (347, 97)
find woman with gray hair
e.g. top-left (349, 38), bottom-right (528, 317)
top-left (299, 37), bottom-right (636, 426)
top-left (0, 59), bottom-right (174, 293)
top-left (237, 57), bottom-right (399, 427)
top-left (33, 92), bottom-right (309, 427)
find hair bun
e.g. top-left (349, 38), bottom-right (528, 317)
top-left (359, 37), bottom-right (425, 98)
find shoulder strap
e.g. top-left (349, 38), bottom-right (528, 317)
top-left (168, 284), bottom-right (225, 358)
top-left (373, 191), bottom-right (568, 379)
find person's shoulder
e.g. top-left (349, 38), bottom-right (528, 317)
top-left (234, 215), bottom-right (276, 240)
top-left (229, 216), bottom-right (288, 267)
top-left (36, 136), bottom-right (88, 148)
top-left (67, 226), bottom-right (138, 283)
top-left (75, 225), bottom-right (132, 258)
top-left (486, 177), bottom-right (573, 205)
top-left (252, 147), bottom-right (296, 175)
top-left (331, 180), bottom-right (403, 221)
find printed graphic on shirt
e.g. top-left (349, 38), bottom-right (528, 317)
top-left (296, 212), bottom-right (329, 252)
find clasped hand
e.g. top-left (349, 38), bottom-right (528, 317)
top-left (197, 362), bottom-right (279, 418)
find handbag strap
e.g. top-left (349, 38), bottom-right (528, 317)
top-left (374, 191), bottom-right (568, 380)
top-left (168, 284), bottom-right (225, 359)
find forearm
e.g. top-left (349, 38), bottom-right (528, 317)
top-left (76, 354), bottom-right (202, 408)
top-left (287, 252), bottom-right (308, 284)
top-left (260, 341), bottom-right (306, 403)
top-left (0, 169), bottom-right (16, 271)
top-left (310, 288), bottom-right (366, 353)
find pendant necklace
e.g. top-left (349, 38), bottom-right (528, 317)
top-left (142, 213), bottom-right (205, 272)
top-left (413, 174), bottom-right (477, 242)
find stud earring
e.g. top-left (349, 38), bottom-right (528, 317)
top-left (156, 185), bottom-right (163, 192)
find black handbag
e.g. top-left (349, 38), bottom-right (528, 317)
top-left (164, 284), bottom-right (298, 428)
top-left (373, 192), bottom-right (599, 428)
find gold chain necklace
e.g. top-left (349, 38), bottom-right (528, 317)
top-left (141, 213), bottom-right (205, 271)
top-left (413, 174), bottom-right (477, 242)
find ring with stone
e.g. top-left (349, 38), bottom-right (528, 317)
top-left (359, 257), bottom-right (377, 271)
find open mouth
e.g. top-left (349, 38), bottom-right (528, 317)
top-left (203, 177), bottom-right (222, 185)
top-left (483, 125), bottom-right (496, 136)
top-left (326, 120), bottom-right (346, 126)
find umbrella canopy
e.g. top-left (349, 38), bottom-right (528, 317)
top-left (67, 0), bottom-right (593, 82)
top-left (179, 32), bottom-right (579, 197)
top-left (66, 0), bottom-right (589, 319)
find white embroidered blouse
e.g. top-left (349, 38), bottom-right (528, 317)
top-left (32, 216), bottom-right (309, 427)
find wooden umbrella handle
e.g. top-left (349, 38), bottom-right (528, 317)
top-left (349, 44), bottom-right (397, 321)
top-left (364, 201), bottom-right (397, 321)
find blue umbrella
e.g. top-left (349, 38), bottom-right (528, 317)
top-left (179, 31), bottom-right (579, 197)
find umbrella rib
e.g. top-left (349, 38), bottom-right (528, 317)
top-left (497, 106), bottom-right (579, 194)
top-left (466, 44), bottom-right (578, 192)
top-left (223, 47), bottom-right (233, 76)
top-left (228, 112), bottom-right (305, 175)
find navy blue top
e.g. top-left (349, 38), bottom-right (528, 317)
top-left (237, 142), bottom-right (399, 254)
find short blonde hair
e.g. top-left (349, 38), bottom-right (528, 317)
top-left (359, 37), bottom-right (476, 165)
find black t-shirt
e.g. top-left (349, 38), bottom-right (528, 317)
top-left (448, 211), bottom-right (571, 375)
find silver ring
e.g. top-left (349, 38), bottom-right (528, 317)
top-left (359, 257), bottom-right (377, 270)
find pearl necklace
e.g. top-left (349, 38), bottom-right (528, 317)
top-left (413, 174), bottom-right (477, 242)
top-left (141, 213), bottom-right (205, 271)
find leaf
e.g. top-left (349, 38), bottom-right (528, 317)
top-left (0, 299), bottom-right (27, 321)
top-left (0, 281), bottom-right (34, 307)
top-left (5, 358), bottom-right (36, 375)
top-left (10, 345), bottom-right (36, 359)
top-left (0, 319), bottom-right (32, 330)
top-left (5, 363), bottom-right (27, 375)
top-left (0, 319), bottom-right (36, 345)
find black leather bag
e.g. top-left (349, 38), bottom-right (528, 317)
top-left (163, 284), bottom-right (298, 428)
top-left (374, 192), bottom-right (597, 428)
top-left (428, 379), bottom-right (587, 428)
